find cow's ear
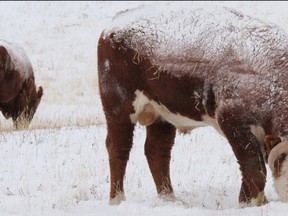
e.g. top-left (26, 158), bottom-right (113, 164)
top-left (264, 135), bottom-right (281, 153)
top-left (0, 46), bottom-right (12, 70)
top-left (37, 86), bottom-right (43, 98)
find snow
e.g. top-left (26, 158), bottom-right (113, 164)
top-left (0, 1), bottom-right (288, 215)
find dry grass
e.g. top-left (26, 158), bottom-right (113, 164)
top-left (0, 101), bottom-right (106, 132)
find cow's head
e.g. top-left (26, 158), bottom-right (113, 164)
top-left (266, 135), bottom-right (288, 202)
top-left (12, 82), bottom-right (43, 130)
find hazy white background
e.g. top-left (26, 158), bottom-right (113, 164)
top-left (0, 1), bottom-right (288, 215)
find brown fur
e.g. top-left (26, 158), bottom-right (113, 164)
top-left (0, 41), bottom-right (43, 129)
top-left (98, 6), bottom-right (288, 206)
top-left (264, 135), bottom-right (282, 157)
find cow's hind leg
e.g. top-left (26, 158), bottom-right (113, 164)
top-left (218, 110), bottom-right (267, 207)
top-left (145, 121), bottom-right (176, 200)
top-left (106, 119), bottom-right (135, 205)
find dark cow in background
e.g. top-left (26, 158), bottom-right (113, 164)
top-left (98, 4), bottom-right (288, 207)
top-left (0, 40), bottom-right (43, 129)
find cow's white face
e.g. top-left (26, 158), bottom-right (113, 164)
top-left (268, 141), bottom-right (288, 202)
top-left (273, 157), bottom-right (288, 202)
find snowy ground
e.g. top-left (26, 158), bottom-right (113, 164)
top-left (0, 1), bottom-right (288, 215)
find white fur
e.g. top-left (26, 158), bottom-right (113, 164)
top-left (273, 157), bottom-right (288, 202)
top-left (130, 90), bottom-right (151, 124)
top-left (104, 59), bottom-right (110, 71)
top-left (250, 125), bottom-right (266, 157)
top-left (250, 125), bottom-right (265, 144)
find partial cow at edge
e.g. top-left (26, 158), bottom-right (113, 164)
top-left (98, 4), bottom-right (288, 207)
top-left (0, 40), bottom-right (43, 129)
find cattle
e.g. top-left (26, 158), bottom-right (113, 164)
top-left (0, 40), bottom-right (43, 129)
top-left (97, 4), bottom-right (288, 207)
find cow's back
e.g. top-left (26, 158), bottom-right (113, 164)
top-left (0, 40), bottom-right (34, 81)
top-left (100, 4), bottom-right (288, 114)
top-left (103, 4), bottom-right (288, 76)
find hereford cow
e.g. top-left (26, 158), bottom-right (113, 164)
top-left (98, 4), bottom-right (288, 207)
top-left (0, 40), bottom-right (43, 129)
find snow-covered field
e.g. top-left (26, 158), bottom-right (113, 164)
top-left (0, 1), bottom-right (288, 215)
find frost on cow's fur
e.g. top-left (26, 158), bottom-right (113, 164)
top-left (103, 2), bottom-right (288, 140)
top-left (104, 3), bottom-right (288, 75)
top-left (0, 40), bottom-right (33, 80)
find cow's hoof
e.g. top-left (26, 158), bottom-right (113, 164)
top-left (158, 192), bottom-right (176, 202)
top-left (239, 192), bottom-right (268, 208)
top-left (109, 192), bottom-right (126, 205)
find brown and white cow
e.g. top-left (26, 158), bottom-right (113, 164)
top-left (98, 4), bottom-right (288, 207)
top-left (0, 40), bottom-right (43, 129)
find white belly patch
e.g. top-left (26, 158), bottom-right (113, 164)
top-left (130, 90), bottom-right (223, 135)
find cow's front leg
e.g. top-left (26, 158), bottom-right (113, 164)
top-left (106, 120), bottom-right (135, 205)
top-left (218, 110), bottom-right (268, 207)
top-left (238, 155), bottom-right (268, 207)
top-left (145, 121), bottom-right (176, 200)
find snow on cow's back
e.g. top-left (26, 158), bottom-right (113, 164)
top-left (102, 2), bottom-right (288, 78)
top-left (0, 39), bottom-right (33, 80)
